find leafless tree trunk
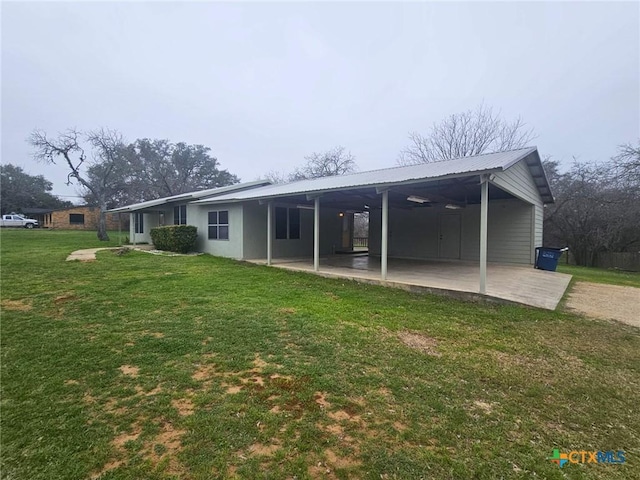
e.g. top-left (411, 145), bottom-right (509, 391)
top-left (399, 104), bottom-right (535, 165)
top-left (29, 128), bottom-right (127, 241)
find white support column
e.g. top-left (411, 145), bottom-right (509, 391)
top-left (381, 189), bottom-right (389, 280)
top-left (131, 213), bottom-right (137, 245)
top-left (314, 197), bottom-right (320, 271)
top-left (479, 176), bottom-right (489, 294)
top-left (118, 213), bottom-right (122, 246)
top-left (266, 201), bottom-right (273, 266)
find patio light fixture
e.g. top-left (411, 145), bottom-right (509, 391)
top-left (445, 204), bottom-right (463, 210)
top-left (407, 195), bottom-right (430, 204)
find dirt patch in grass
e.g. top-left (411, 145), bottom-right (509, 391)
top-left (172, 398), bottom-right (194, 416)
top-left (242, 375), bottom-right (265, 387)
top-left (119, 365), bottom-right (140, 377)
top-left (397, 331), bottom-right (441, 357)
top-left (1, 299), bottom-right (32, 311)
top-left (90, 459), bottom-right (124, 479)
top-left (145, 331), bottom-right (165, 338)
top-left (324, 448), bottom-right (362, 469)
top-left (192, 364), bottom-right (216, 381)
top-left (112, 428), bottom-right (141, 449)
top-left (278, 307), bottom-right (297, 315)
top-left (54, 293), bottom-right (78, 304)
top-left (64, 379), bottom-right (80, 386)
top-left (150, 422), bottom-right (183, 457)
top-left (307, 463), bottom-right (336, 479)
top-left (248, 440), bottom-right (281, 457)
top-left (328, 410), bottom-right (361, 422)
top-left (314, 392), bottom-right (331, 409)
top-left (472, 400), bottom-right (495, 415)
top-left (225, 384), bottom-right (243, 394)
top-left (135, 385), bottom-right (162, 396)
top-left (393, 421), bottom-right (408, 432)
top-left (252, 355), bottom-right (268, 370)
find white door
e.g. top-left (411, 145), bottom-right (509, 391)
top-left (438, 214), bottom-right (461, 259)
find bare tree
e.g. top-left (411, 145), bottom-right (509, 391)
top-left (290, 146), bottom-right (357, 180)
top-left (399, 104), bottom-right (535, 164)
top-left (29, 128), bottom-right (128, 241)
top-left (543, 158), bottom-right (640, 266)
top-left (262, 170), bottom-right (288, 184)
top-left (612, 141), bottom-right (640, 186)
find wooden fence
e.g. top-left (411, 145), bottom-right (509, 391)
top-left (594, 252), bottom-right (640, 272)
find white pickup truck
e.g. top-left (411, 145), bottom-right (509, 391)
top-left (0, 214), bottom-right (39, 228)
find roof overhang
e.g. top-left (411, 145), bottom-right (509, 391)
top-left (107, 180), bottom-right (271, 213)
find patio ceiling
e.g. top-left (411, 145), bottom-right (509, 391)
top-left (270, 174), bottom-right (518, 211)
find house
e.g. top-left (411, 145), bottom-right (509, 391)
top-left (109, 147), bottom-right (571, 309)
top-left (41, 206), bottom-right (124, 230)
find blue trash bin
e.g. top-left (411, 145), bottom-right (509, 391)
top-left (535, 247), bottom-right (566, 271)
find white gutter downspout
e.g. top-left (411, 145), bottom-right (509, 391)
top-left (479, 175), bottom-right (489, 294)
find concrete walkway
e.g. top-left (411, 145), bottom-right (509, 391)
top-left (66, 245), bottom-right (154, 261)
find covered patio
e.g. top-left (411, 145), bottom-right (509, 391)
top-left (250, 255), bottom-right (572, 310)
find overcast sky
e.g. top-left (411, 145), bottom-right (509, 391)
top-left (2, 1), bottom-right (638, 201)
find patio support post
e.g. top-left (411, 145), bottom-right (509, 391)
top-left (479, 175), bottom-right (488, 294)
top-left (381, 189), bottom-right (389, 280)
top-left (118, 213), bottom-right (122, 246)
top-left (131, 213), bottom-right (137, 246)
top-left (267, 201), bottom-right (273, 266)
top-left (314, 196), bottom-right (320, 272)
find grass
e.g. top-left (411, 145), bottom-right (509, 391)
top-left (557, 263), bottom-right (640, 288)
top-left (1, 229), bottom-right (639, 480)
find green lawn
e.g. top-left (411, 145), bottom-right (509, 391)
top-left (557, 264), bottom-right (640, 288)
top-left (1, 229), bottom-right (639, 480)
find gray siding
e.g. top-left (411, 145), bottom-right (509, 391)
top-left (492, 159), bottom-right (542, 206)
top-left (369, 198), bottom-right (533, 264)
top-left (131, 212), bottom-right (159, 244)
top-left (242, 202), bottom-right (268, 259)
top-left (241, 202), bottom-right (344, 260)
top-left (492, 158), bottom-right (545, 260)
top-left (193, 203), bottom-right (244, 259)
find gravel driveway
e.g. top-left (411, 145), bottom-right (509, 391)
top-left (565, 282), bottom-right (640, 327)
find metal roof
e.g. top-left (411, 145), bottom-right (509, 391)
top-left (193, 147), bottom-right (553, 205)
top-left (107, 180), bottom-right (271, 213)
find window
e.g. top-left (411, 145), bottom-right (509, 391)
top-left (69, 213), bottom-right (85, 225)
top-left (275, 207), bottom-right (300, 240)
top-left (174, 205), bottom-right (187, 225)
top-left (208, 210), bottom-right (229, 240)
top-left (134, 213), bottom-right (144, 234)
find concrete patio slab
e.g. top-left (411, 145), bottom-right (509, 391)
top-left (249, 255), bottom-right (572, 310)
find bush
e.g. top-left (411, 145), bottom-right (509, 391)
top-left (150, 225), bottom-right (198, 253)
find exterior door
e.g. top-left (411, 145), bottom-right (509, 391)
top-left (438, 214), bottom-right (461, 259)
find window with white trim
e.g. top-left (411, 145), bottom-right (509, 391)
top-left (134, 213), bottom-right (144, 234)
top-left (174, 205), bottom-right (187, 225)
top-left (208, 210), bottom-right (229, 240)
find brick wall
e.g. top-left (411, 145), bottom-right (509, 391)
top-left (43, 206), bottom-right (124, 230)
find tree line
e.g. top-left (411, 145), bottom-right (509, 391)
top-left (27, 128), bottom-right (239, 240)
